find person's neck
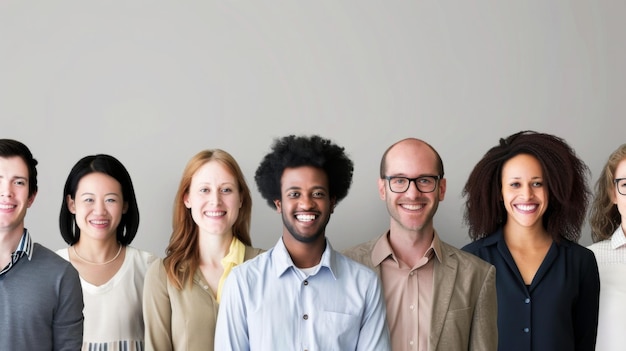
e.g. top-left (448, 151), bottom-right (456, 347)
top-left (282, 235), bottom-right (326, 269)
top-left (388, 223), bottom-right (434, 264)
top-left (73, 236), bottom-right (121, 262)
top-left (503, 222), bottom-right (551, 248)
top-left (0, 226), bottom-right (26, 266)
top-left (198, 230), bottom-right (233, 266)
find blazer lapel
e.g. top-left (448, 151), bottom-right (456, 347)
top-left (429, 246), bottom-right (458, 350)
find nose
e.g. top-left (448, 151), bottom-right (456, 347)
top-left (208, 189), bottom-right (222, 205)
top-left (405, 179), bottom-right (423, 196)
top-left (93, 200), bottom-right (108, 214)
top-left (522, 184), bottom-right (534, 199)
top-left (0, 182), bottom-right (12, 198)
top-left (298, 194), bottom-right (315, 210)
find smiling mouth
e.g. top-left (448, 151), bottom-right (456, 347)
top-left (205, 211), bottom-right (226, 217)
top-left (296, 214), bottom-right (317, 222)
top-left (401, 204), bottom-right (425, 211)
top-left (0, 204), bottom-right (16, 210)
top-left (514, 204), bottom-right (538, 212)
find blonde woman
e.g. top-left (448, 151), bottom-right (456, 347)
top-left (143, 149), bottom-right (262, 351)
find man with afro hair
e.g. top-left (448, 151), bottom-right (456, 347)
top-left (215, 135), bottom-right (390, 350)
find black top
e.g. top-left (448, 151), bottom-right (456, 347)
top-left (462, 229), bottom-right (599, 351)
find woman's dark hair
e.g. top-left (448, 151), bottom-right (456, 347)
top-left (463, 130), bottom-right (590, 242)
top-left (255, 135), bottom-right (354, 207)
top-left (59, 154), bottom-right (139, 245)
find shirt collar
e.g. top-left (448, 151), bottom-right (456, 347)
top-left (610, 226), bottom-right (626, 250)
top-left (371, 230), bottom-right (443, 266)
top-left (15, 229), bottom-right (34, 261)
top-left (273, 237), bottom-right (335, 279)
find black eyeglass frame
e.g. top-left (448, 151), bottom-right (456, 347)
top-left (615, 178), bottom-right (626, 196)
top-left (383, 175), bottom-right (442, 194)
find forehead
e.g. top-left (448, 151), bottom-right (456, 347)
top-left (385, 142), bottom-right (438, 175)
top-left (502, 154), bottom-right (543, 176)
top-left (616, 159), bottom-right (626, 176)
top-left (192, 160), bottom-right (235, 183)
top-left (0, 156), bottom-right (29, 177)
top-left (280, 166), bottom-right (329, 189)
top-left (76, 172), bottom-right (122, 191)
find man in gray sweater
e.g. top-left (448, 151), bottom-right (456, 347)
top-left (0, 139), bottom-right (83, 350)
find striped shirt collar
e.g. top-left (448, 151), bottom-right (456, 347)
top-left (0, 229), bottom-right (34, 276)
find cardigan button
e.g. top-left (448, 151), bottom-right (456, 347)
top-left (523, 327), bottom-right (530, 333)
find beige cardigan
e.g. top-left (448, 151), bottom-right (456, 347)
top-left (143, 246), bottom-right (264, 351)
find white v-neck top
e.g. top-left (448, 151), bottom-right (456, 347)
top-left (57, 246), bottom-right (156, 351)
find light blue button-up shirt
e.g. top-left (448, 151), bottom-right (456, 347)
top-left (215, 238), bottom-right (390, 351)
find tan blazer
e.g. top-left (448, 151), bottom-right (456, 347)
top-left (343, 234), bottom-right (497, 351)
top-left (143, 246), bottom-right (264, 351)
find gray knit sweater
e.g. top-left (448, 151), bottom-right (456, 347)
top-left (0, 243), bottom-right (84, 351)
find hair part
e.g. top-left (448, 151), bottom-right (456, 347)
top-left (254, 135), bottom-right (354, 208)
top-left (59, 154), bottom-right (140, 246)
top-left (590, 144), bottom-right (626, 242)
top-left (164, 149), bottom-right (252, 290)
top-left (0, 139), bottom-right (38, 197)
top-left (463, 130), bottom-right (591, 242)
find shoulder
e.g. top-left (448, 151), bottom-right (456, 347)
top-left (342, 237), bottom-right (379, 265)
top-left (126, 246), bottom-right (158, 265)
top-left (244, 246), bottom-right (266, 260)
top-left (33, 244), bottom-right (74, 269)
top-left (442, 241), bottom-right (493, 269)
top-left (334, 250), bottom-right (379, 281)
top-left (559, 239), bottom-right (597, 261)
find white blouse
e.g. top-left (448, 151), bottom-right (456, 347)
top-left (588, 226), bottom-right (626, 351)
top-left (57, 246), bottom-right (156, 351)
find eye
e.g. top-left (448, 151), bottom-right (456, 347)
top-left (83, 198), bottom-right (94, 203)
top-left (105, 198), bottom-right (117, 203)
top-left (199, 187), bottom-right (209, 193)
top-left (287, 191), bottom-right (300, 199)
top-left (417, 177), bottom-right (434, 185)
top-left (532, 181), bottom-right (543, 187)
top-left (509, 182), bottom-right (521, 188)
top-left (312, 191), bottom-right (326, 198)
top-left (220, 187), bottom-right (233, 194)
top-left (14, 179), bottom-right (26, 186)
top-left (391, 177), bottom-right (407, 185)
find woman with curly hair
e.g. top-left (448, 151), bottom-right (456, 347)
top-left (587, 143), bottom-right (626, 351)
top-left (462, 131), bottom-right (600, 351)
top-left (142, 149), bottom-right (263, 351)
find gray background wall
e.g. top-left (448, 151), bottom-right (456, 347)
top-left (2, 1), bottom-right (622, 256)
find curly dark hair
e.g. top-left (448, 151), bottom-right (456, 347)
top-left (463, 130), bottom-right (591, 242)
top-left (255, 135), bottom-right (354, 208)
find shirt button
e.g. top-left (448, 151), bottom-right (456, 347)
top-left (303, 280), bottom-right (308, 286)
top-left (409, 340), bottom-right (414, 345)
top-left (525, 298), bottom-right (530, 304)
top-left (303, 314), bottom-right (308, 320)
top-left (203, 285), bottom-right (209, 290)
top-left (410, 305), bottom-right (415, 310)
top-left (524, 327), bottom-right (530, 333)
top-left (409, 271), bottom-right (415, 276)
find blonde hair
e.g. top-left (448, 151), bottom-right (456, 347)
top-left (163, 149), bottom-right (252, 289)
top-left (590, 144), bottom-right (626, 242)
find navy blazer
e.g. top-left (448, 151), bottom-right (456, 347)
top-left (462, 229), bottom-right (599, 351)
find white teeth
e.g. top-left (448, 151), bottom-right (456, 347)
top-left (90, 220), bottom-right (108, 225)
top-left (0, 204), bottom-right (15, 209)
top-left (296, 214), bottom-right (316, 222)
top-left (401, 204), bottom-right (424, 210)
top-left (206, 211), bottom-right (226, 217)
top-left (516, 204), bottom-right (537, 211)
